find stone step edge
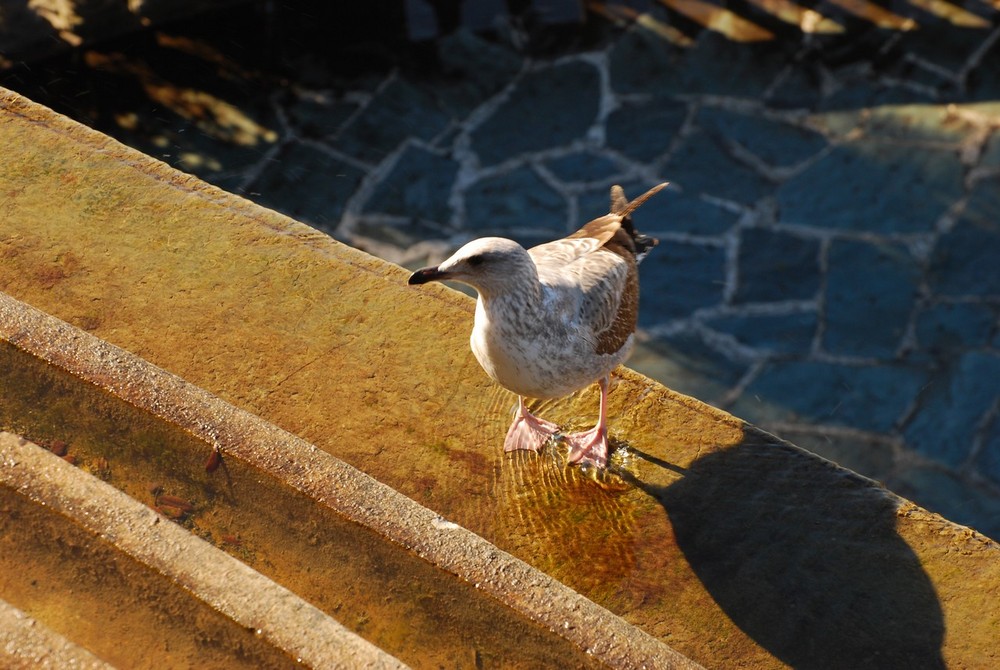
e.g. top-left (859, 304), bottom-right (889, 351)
top-left (0, 596), bottom-right (115, 670)
top-left (0, 431), bottom-right (408, 670)
top-left (0, 290), bottom-right (703, 670)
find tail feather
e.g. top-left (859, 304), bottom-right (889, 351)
top-left (611, 183), bottom-right (666, 264)
top-left (617, 182), bottom-right (668, 219)
top-left (610, 185), bottom-right (629, 215)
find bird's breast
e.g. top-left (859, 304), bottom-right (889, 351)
top-left (469, 298), bottom-right (626, 399)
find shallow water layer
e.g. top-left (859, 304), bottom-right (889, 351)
top-left (0, 339), bottom-right (604, 670)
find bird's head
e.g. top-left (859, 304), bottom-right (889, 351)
top-left (408, 237), bottom-right (534, 298)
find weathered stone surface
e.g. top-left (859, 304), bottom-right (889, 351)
top-left (929, 179), bottom-right (1000, 297)
top-left (580, 181), bottom-right (738, 235)
top-left (865, 104), bottom-right (969, 143)
top-left (679, 34), bottom-right (787, 98)
top-left (968, 47), bottom-right (1000, 102)
top-left (434, 29), bottom-right (522, 117)
top-left (470, 61), bottom-right (600, 165)
top-left (889, 464), bottom-right (1000, 542)
top-left (777, 140), bottom-right (963, 232)
top-left (705, 311), bottom-right (818, 355)
top-left (822, 78), bottom-right (936, 113)
top-left (0, 598), bottom-right (114, 670)
top-left (894, 25), bottom-right (994, 75)
top-left (734, 228), bottom-right (821, 303)
top-left (0, 318), bottom-right (671, 670)
top-left (639, 242), bottom-right (727, 323)
top-left (544, 151), bottom-right (621, 184)
top-left (697, 107), bottom-right (827, 168)
top-left (95, 88), bottom-right (281, 194)
top-left (775, 428), bottom-right (896, 483)
top-left (657, 437), bottom-right (949, 670)
top-left (364, 145), bottom-right (458, 222)
top-left (464, 166), bottom-right (566, 235)
top-left (608, 27), bottom-right (684, 96)
top-left (335, 78), bottom-right (451, 164)
top-left (766, 66), bottom-right (823, 110)
top-left (980, 131), bottom-right (1000, 167)
top-left (606, 98), bottom-right (687, 163)
top-left (734, 361), bottom-right (927, 433)
top-left (284, 95), bottom-right (359, 139)
top-left (915, 302), bottom-right (996, 357)
top-left (904, 352), bottom-right (1000, 468)
top-left (629, 333), bottom-right (748, 406)
top-left (252, 141), bottom-right (365, 230)
top-left (666, 129), bottom-right (773, 206)
top-left (0, 433), bottom-right (405, 670)
top-left (824, 239), bottom-right (920, 358)
top-left (656, 192), bottom-right (742, 235)
top-left (976, 414), bottom-right (1000, 487)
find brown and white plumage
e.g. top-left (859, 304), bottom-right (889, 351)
top-left (408, 183), bottom-right (666, 467)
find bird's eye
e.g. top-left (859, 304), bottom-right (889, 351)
top-left (467, 254), bottom-right (485, 266)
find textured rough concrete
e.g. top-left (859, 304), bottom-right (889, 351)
top-left (0, 293), bottom-right (696, 670)
top-left (1, 88), bottom-right (999, 668)
top-left (0, 432), bottom-right (406, 670)
top-left (0, 598), bottom-right (112, 670)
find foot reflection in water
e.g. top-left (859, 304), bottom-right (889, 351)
top-left (494, 438), bottom-right (659, 606)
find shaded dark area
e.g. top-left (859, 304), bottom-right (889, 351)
top-left (627, 435), bottom-right (946, 669)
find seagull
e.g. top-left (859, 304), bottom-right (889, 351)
top-left (408, 183), bottom-right (667, 468)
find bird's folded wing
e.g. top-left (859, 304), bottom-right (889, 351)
top-left (528, 236), bottom-right (605, 273)
top-left (533, 243), bottom-right (635, 356)
top-left (528, 213), bottom-right (623, 271)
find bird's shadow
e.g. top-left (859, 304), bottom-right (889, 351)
top-left (620, 433), bottom-right (946, 670)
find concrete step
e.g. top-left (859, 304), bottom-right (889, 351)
top-left (1, 86), bottom-right (998, 667)
top-left (0, 293), bottom-right (689, 669)
top-left (0, 431), bottom-right (406, 669)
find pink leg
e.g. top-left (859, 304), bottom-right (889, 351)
top-left (504, 396), bottom-right (559, 453)
top-left (566, 376), bottom-right (610, 468)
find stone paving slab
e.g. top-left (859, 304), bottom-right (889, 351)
top-left (1, 0), bottom-right (999, 541)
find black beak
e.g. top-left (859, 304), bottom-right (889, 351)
top-left (408, 266), bottom-right (448, 285)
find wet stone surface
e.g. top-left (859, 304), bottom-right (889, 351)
top-left (3, 3), bottom-right (999, 540)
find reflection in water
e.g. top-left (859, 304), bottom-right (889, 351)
top-left (494, 443), bottom-right (643, 601)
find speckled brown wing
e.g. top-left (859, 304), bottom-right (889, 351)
top-left (592, 231), bottom-right (640, 356)
top-left (568, 185), bottom-right (666, 356)
top-left (532, 183), bottom-right (665, 357)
